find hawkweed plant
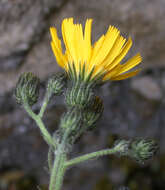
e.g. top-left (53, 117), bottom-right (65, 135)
top-left (14, 18), bottom-right (158, 190)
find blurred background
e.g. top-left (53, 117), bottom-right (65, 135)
top-left (0, 0), bottom-right (165, 189)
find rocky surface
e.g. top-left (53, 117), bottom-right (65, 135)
top-left (0, 0), bottom-right (66, 94)
top-left (131, 76), bottom-right (162, 101)
top-left (0, 0), bottom-right (165, 189)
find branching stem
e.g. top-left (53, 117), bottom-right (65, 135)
top-left (38, 90), bottom-right (51, 118)
top-left (65, 147), bottom-right (119, 168)
top-left (24, 102), bottom-right (55, 148)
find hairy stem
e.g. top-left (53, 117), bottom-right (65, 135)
top-left (49, 133), bottom-right (68, 190)
top-left (49, 152), bottom-right (67, 190)
top-left (65, 148), bottom-right (118, 168)
top-left (39, 90), bottom-right (51, 118)
top-left (24, 103), bottom-right (55, 147)
top-left (48, 147), bottom-right (54, 172)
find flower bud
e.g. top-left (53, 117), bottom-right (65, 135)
top-left (59, 108), bottom-right (83, 144)
top-left (15, 72), bottom-right (40, 106)
top-left (84, 96), bottom-right (104, 130)
top-left (129, 139), bottom-right (158, 164)
top-left (47, 72), bottom-right (66, 95)
top-left (65, 82), bottom-right (94, 108)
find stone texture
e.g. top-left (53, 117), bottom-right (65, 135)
top-left (131, 76), bottom-right (162, 101)
top-left (0, 0), bottom-right (65, 94)
top-left (0, 0), bottom-right (165, 189)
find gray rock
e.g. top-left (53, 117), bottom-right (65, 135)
top-left (131, 76), bottom-right (162, 101)
top-left (0, 0), bottom-right (65, 94)
top-left (0, 0), bottom-right (64, 72)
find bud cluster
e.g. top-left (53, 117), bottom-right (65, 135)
top-left (54, 80), bottom-right (104, 146)
top-left (58, 95), bottom-right (104, 146)
top-left (15, 72), bottom-right (104, 148)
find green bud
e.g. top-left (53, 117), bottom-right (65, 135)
top-left (59, 108), bottom-right (82, 144)
top-left (129, 139), bottom-right (158, 164)
top-left (114, 139), bottom-right (130, 156)
top-left (84, 96), bottom-right (104, 130)
top-left (15, 72), bottom-right (40, 106)
top-left (65, 82), bottom-right (94, 108)
top-left (47, 72), bottom-right (66, 95)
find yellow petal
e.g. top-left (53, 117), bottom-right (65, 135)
top-left (91, 26), bottom-right (120, 65)
top-left (50, 27), bottom-right (62, 52)
top-left (115, 53), bottom-right (142, 75)
top-left (51, 42), bottom-right (66, 68)
top-left (62, 19), bottom-right (70, 54)
top-left (62, 18), bottom-right (77, 63)
top-left (103, 35), bottom-right (126, 67)
top-left (84, 19), bottom-right (93, 62)
top-left (88, 35), bottom-right (105, 73)
top-left (92, 65), bottom-right (104, 78)
top-left (106, 37), bottom-right (133, 71)
top-left (103, 53), bottom-right (141, 80)
top-left (110, 69), bottom-right (141, 81)
top-left (74, 24), bottom-right (84, 62)
top-left (102, 61), bottom-right (124, 80)
top-left (90, 35), bottom-right (105, 61)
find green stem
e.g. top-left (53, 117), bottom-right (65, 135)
top-left (48, 147), bottom-right (54, 172)
top-left (35, 116), bottom-right (55, 147)
top-left (65, 148), bottom-right (118, 168)
top-left (38, 90), bottom-right (51, 118)
top-left (24, 103), bottom-right (55, 148)
top-left (49, 152), bottom-right (67, 190)
top-left (49, 135), bottom-right (67, 190)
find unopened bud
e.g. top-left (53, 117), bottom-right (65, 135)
top-left (15, 72), bottom-right (40, 106)
top-left (84, 96), bottom-right (104, 130)
top-left (59, 108), bottom-right (82, 144)
top-left (129, 139), bottom-right (158, 164)
top-left (65, 82), bottom-right (94, 108)
top-left (47, 72), bottom-right (66, 95)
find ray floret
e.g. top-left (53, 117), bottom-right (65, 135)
top-left (50, 18), bottom-right (142, 82)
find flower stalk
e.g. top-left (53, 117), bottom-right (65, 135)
top-left (23, 101), bottom-right (55, 148)
top-left (49, 139), bottom-right (67, 190)
top-left (65, 147), bottom-right (121, 168)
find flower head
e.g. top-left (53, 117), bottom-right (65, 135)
top-left (50, 18), bottom-right (142, 83)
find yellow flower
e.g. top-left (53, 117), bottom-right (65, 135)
top-left (50, 18), bottom-right (142, 82)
